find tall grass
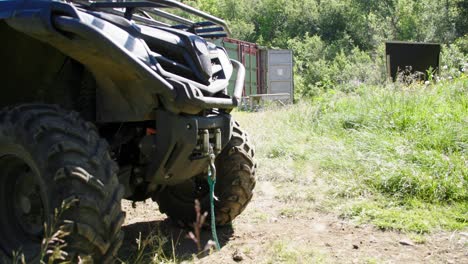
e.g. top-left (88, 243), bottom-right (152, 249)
top-left (120, 228), bottom-right (178, 264)
top-left (234, 75), bottom-right (467, 232)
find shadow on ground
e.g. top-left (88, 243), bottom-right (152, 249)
top-left (118, 218), bottom-right (234, 262)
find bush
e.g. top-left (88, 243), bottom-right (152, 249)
top-left (454, 34), bottom-right (468, 54)
top-left (440, 44), bottom-right (468, 79)
top-left (288, 35), bottom-right (386, 98)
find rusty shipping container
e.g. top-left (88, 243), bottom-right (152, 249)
top-left (214, 38), bottom-right (294, 99)
top-left (214, 38), bottom-right (262, 96)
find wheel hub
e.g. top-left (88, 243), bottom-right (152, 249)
top-left (14, 173), bottom-right (45, 235)
top-left (20, 195), bottom-right (32, 214)
top-left (0, 154), bottom-right (46, 258)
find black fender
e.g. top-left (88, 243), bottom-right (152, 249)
top-left (3, 0), bottom-right (176, 122)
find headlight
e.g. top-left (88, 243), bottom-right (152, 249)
top-left (192, 38), bottom-right (212, 78)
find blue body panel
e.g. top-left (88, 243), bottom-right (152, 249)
top-left (0, 0), bottom-right (22, 19)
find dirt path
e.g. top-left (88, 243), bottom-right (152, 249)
top-left (118, 181), bottom-right (467, 263)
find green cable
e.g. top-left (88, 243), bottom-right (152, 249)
top-left (207, 169), bottom-right (221, 250)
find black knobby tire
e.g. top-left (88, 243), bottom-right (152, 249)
top-left (0, 105), bottom-right (125, 263)
top-left (155, 121), bottom-right (256, 226)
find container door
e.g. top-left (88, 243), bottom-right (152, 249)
top-left (222, 41), bottom-right (240, 95)
top-left (267, 50), bottom-right (293, 101)
top-left (241, 44), bottom-right (258, 96)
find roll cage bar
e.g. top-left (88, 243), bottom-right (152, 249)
top-left (73, 0), bottom-right (230, 38)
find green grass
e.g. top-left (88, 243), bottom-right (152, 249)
top-left (264, 240), bottom-right (327, 264)
top-left (234, 74), bottom-right (468, 233)
top-left (119, 229), bottom-right (179, 264)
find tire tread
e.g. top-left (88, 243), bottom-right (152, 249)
top-left (0, 104), bottom-right (124, 263)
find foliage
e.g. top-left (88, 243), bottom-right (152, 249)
top-left (265, 240), bottom-right (326, 263)
top-left (454, 34), bottom-right (468, 54)
top-left (440, 43), bottom-right (468, 79)
top-left (121, 229), bottom-right (177, 264)
top-left (202, 0), bottom-right (468, 47)
top-left (287, 34), bottom-right (385, 98)
top-left (188, 0), bottom-right (468, 98)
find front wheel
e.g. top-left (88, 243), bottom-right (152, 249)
top-left (154, 121), bottom-right (256, 226)
top-left (0, 105), bottom-right (125, 263)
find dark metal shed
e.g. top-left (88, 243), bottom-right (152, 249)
top-left (385, 41), bottom-right (441, 81)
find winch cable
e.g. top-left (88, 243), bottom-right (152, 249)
top-left (207, 152), bottom-right (221, 250)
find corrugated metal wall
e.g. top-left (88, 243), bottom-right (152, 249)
top-left (263, 49), bottom-right (294, 101)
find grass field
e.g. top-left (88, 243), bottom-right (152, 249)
top-left (234, 74), bottom-right (468, 233)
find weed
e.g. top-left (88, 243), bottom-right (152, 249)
top-left (186, 199), bottom-right (208, 252)
top-left (409, 233), bottom-right (427, 244)
top-left (363, 258), bottom-right (379, 264)
top-left (186, 199), bottom-right (216, 257)
top-left (8, 251), bottom-right (25, 264)
top-left (40, 199), bottom-right (75, 263)
top-left (2, 199), bottom-right (74, 264)
top-left (265, 240), bottom-right (326, 264)
top-left (122, 228), bottom-right (177, 264)
top-left (250, 209), bottom-right (269, 223)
